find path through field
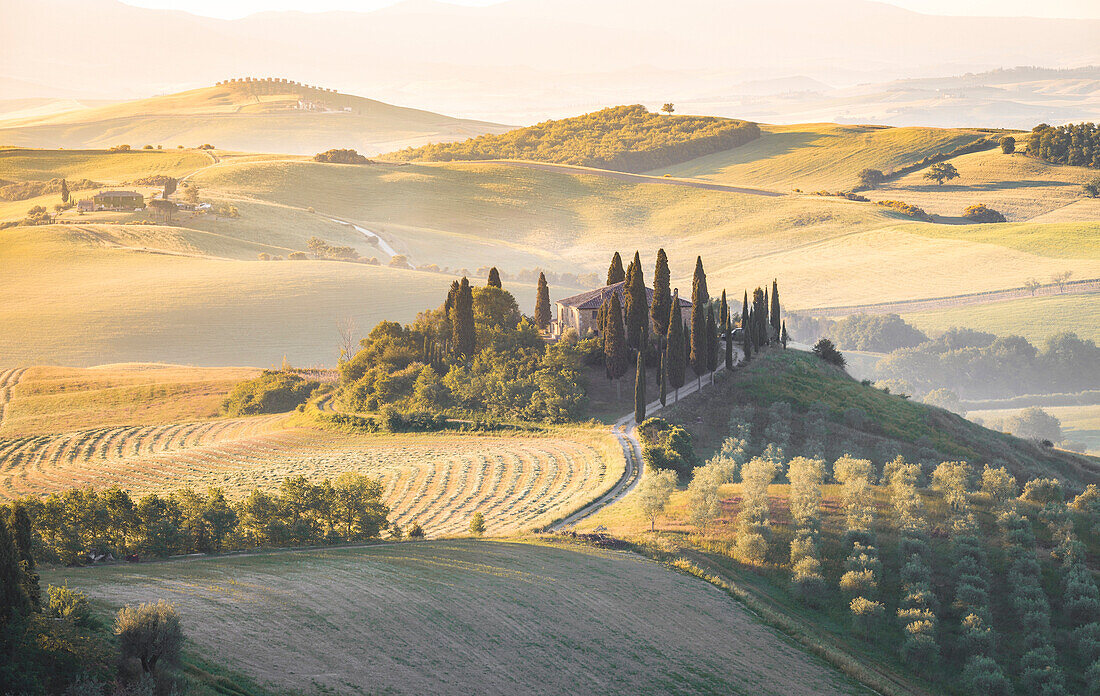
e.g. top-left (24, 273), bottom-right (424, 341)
top-left (45, 540), bottom-right (871, 696)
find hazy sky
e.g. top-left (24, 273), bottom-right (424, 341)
top-left (120, 0), bottom-right (1100, 20)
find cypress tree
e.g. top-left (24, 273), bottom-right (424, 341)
top-left (770, 279), bottom-right (781, 337)
top-left (659, 350), bottom-right (668, 406)
top-left (665, 291), bottom-right (686, 401)
top-left (706, 308), bottom-right (719, 376)
top-left (683, 318), bottom-right (691, 371)
top-left (0, 516), bottom-right (29, 632)
top-left (534, 272), bottom-right (551, 329)
top-left (689, 257), bottom-right (709, 385)
top-left (634, 351), bottom-right (646, 424)
top-left (606, 252), bottom-right (626, 286)
top-left (624, 251), bottom-right (648, 350)
top-left (781, 321), bottom-right (789, 348)
top-left (452, 277), bottom-right (476, 359)
top-left (444, 280), bottom-right (460, 315)
top-left (752, 287), bottom-right (767, 347)
top-left (651, 249), bottom-right (672, 340)
top-left (487, 267), bottom-right (502, 288)
top-left (60, 178), bottom-right (70, 204)
top-left (719, 289), bottom-right (729, 329)
top-left (721, 289), bottom-right (733, 369)
top-left (741, 291), bottom-right (750, 349)
top-left (603, 293), bottom-right (629, 399)
top-left (725, 321), bottom-right (734, 369)
top-left (7, 503), bottom-right (39, 609)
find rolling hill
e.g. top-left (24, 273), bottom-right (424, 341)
top-left (0, 80), bottom-right (508, 155)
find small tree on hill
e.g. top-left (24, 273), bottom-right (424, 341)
top-left (661, 103), bottom-right (675, 116)
top-left (999, 136), bottom-right (1016, 154)
top-left (924, 162), bottom-right (959, 186)
top-left (812, 338), bottom-right (845, 367)
top-left (634, 351), bottom-right (647, 424)
top-left (534, 272), bottom-right (551, 330)
top-left (857, 169), bottom-right (885, 188)
top-left (407, 522), bottom-right (425, 538)
top-left (606, 252), bottom-right (625, 285)
top-left (637, 469), bottom-right (677, 531)
top-left (487, 267), bottom-right (502, 288)
top-left (602, 293), bottom-right (629, 398)
top-left (115, 600), bottom-right (183, 674)
top-left (469, 512), bottom-right (486, 536)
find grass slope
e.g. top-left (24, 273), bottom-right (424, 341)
top-left (42, 539), bottom-right (870, 696)
top-left (664, 349), bottom-right (1100, 487)
top-left (650, 123), bottom-right (987, 191)
top-left (902, 294), bottom-right (1100, 345)
top-left (0, 84), bottom-right (507, 156)
top-left (0, 364), bottom-right (258, 437)
top-left (0, 147), bottom-right (212, 184)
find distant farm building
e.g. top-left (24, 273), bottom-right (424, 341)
top-left (93, 191), bottom-right (144, 211)
top-left (551, 281), bottom-right (692, 338)
top-left (76, 199), bottom-right (94, 213)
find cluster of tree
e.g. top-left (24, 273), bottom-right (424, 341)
top-left (875, 199), bottom-right (933, 221)
top-left (1044, 503), bottom-right (1100, 693)
top-left (313, 148), bottom-right (373, 164)
top-left (307, 235), bottom-right (359, 259)
top-left (787, 312), bottom-right (928, 353)
top-left (222, 370), bottom-right (320, 416)
top-left (637, 417), bottom-right (698, 478)
top-left (338, 274), bottom-right (586, 422)
top-left (393, 105), bottom-right (761, 173)
top-left (1026, 123), bottom-right (1100, 168)
top-left (962, 204), bottom-right (1006, 223)
top-left (834, 457), bottom-right (885, 635)
top-left (5, 473), bottom-right (389, 565)
top-left (734, 456), bottom-right (778, 565)
top-left (21, 205), bottom-right (53, 226)
top-left (0, 177), bottom-right (99, 202)
top-left (875, 329), bottom-right (1100, 399)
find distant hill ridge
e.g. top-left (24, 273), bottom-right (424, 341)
top-left (389, 105), bottom-right (761, 173)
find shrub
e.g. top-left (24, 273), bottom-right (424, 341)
top-left (849, 596), bottom-right (885, 634)
top-left (811, 338), bottom-right (845, 367)
top-left (962, 204), bottom-right (1006, 223)
top-left (289, 251), bottom-right (308, 260)
top-left (1020, 478), bottom-right (1064, 504)
top-left (469, 512), bottom-right (486, 536)
top-left (115, 601), bottom-right (183, 674)
top-left (840, 569), bottom-right (877, 598)
top-left (222, 371), bottom-right (319, 416)
top-left (856, 168), bottom-right (885, 188)
top-left (47, 585), bottom-right (90, 625)
top-left (876, 199), bottom-right (933, 222)
top-left (900, 631), bottom-right (939, 669)
top-left (962, 655), bottom-right (1012, 696)
top-left (735, 529), bottom-right (768, 565)
top-left (1085, 177), bottom-right (1100, 198)
top-left (407, 522), bottom-right (425, 539)
top-left (999, 136), bottom-right (1016, 154)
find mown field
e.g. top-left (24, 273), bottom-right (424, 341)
top-left (0, 416), bottom-right (622, 536)
top-left (902, 294), bottom-right (1100, 345)
top-left (0, 364), bottom-right (259, 437)
top-left (649, 123), bottom-right (988, 191)
top-left (41, 539), bottom-right (870, 696)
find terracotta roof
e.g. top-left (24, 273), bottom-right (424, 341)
top-left (557, 281), bottom-right (692, 310)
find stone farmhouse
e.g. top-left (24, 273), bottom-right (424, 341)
top-left (551, 281), bottom-right (692, 338)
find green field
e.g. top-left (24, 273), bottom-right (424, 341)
top-left (650, 123), bottom-right (987, 191)
top-left (903, 294), bottom-right (1100, 345)
top-left (967, 404), bottom-right (1100, 455)
top-left (41, 539), bottom-right (869, 696)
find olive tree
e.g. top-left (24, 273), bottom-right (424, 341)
top-left (115, 600), bottom-right (183, 674)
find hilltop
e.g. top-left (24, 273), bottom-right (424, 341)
top-left (0, 79), bottom-right (508, 155)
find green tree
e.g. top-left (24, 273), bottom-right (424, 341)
top-left (60, 178), bottom-right (70, 204)
top-left (637, 469), bottom-right (677, 531)
top-left (634, 351), bottom-right (647, 424)
top-left (0, 516), bottom-right (29, 632)
top-left (606, 252), bottom-right (625, 285)
top-left (661, 103), bottom-right (675, 116)
top-left (857, 168), bottom-right (885, 188)
top-left (741, 291), bottom-right (752, 359)
top-left (115, 600), bottom-right (183, 674)
top-left (651, 249), bottom-right (672, 341)
top-left (812, 338), bottom-right (845, 367)
top-left (7, 502), bottom-right (40, 609)
top-left (781, 321), bottom-right (788, 348)
top-left (999, 136), bottom-right (1016, 154)
top-left (487, 267), bottom-right (502, 288)
top-left (770, 279), bottom-right (781, 337)
top-left (624, 252), bottom-right (648, 350)
top-left (659, 350), bottom-right (668, 406)
top-left (665, 291), bottom-right (686, 400)
top-left (534, 272), bottom-right (551, 330)
top-left (689, 256), bottom-right (709, 385)
top-left (451, 277), bottom-right (476, 359)
top-left (706, 307), bottom-right (719, 374)
top-left (721, 290), bottom-right (733, 369)
top-left (163, 177), bottom-right (177, 198)
top-left (469, 512), bottom-right (486, 536)
top-left (924, 162), bottom-right (959, 186)
top-left (602, 293), bottom-right (629, 398)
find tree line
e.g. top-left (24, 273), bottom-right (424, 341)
top-left (1027, 122), bottom-right (1100, 169)
top-left (2, 473), bottom-right (390, 566)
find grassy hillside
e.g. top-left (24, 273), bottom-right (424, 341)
top-left (902, 294), bottom-right (1100, 345)
top-left (42, 539), bottom-right (869, 696)
top-left (664, 349), bottom-right (1100, 487)
top-left (0, 82), bottom-right (508, 156)
top-left (650, 124), bottom-right (988, 191)
top-left (0, 224), bottom-right (467, 366)
top-left (0, 364), bottom-right (258, 437)
top-left (388, 104), bottom-right (761, 172)
top-left (967, 404), bottom-right (1100, 455)
top-left (191, 158), bottom-right (1100, 309)
top-left (0, 147), bottom-right (213, 183)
